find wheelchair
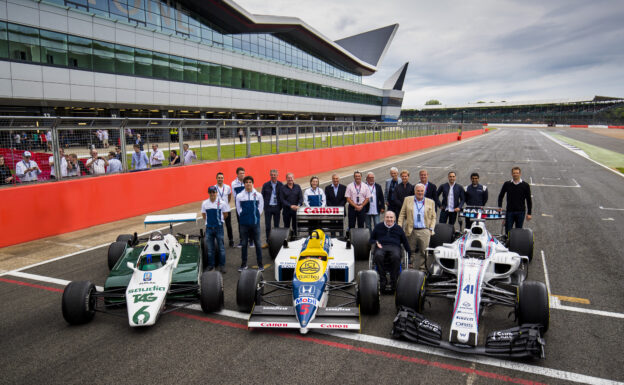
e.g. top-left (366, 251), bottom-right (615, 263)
top-left (368, 244), bottom-right (409, 293)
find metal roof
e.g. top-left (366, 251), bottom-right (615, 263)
top-left (410, 96), bottom-right (624, 110)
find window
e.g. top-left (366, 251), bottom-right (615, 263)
top-left (250, 71), bottom-right (259, 91)
top-left (134, 48), bottom-right (152, 77)
top-left (231, 67), bottom-right (241, 88)
top-left (197, 61), bottom-right (211, 85)
top-left (183, 57), bottom-right (197, 83)
top-left (8, 23), bottom-right (40, 62)
top-left (209, 63), bottom-right (221, 86)
top-left (68, 35), bottom-right (92, 70)
top-left (115, 44), bottom-right (134, 75)
top-left (168, 54), bottom-right (184, 81)
top-left (258, 73), bottom-right (267, 92)
top-left (92, 40), bottom-right (114, 72)
top-left (241, 69), bottom-right (251, 89)
top-left (152, 51), bottom-right (169, 79)
top-left (266, 74), bottom-right (275, 93)
top-left (221, 65), bottom-right (231, 87)
top-left (0, 22), bottom-right (8, 59)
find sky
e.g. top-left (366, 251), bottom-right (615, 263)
top-left (235, 0), bottom-right (624, 107)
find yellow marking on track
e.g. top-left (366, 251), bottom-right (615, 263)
top-left (552, 294), bottom-right (590, 304)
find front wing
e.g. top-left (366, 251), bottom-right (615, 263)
top-left (248, 305), bottom-right (360, 330)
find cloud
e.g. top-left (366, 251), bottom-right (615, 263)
top-left (236, 0), bottom-right (624, 106)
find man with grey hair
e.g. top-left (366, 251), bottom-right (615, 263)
top-left (261, 169), bottom-right (283, 248)
top-left (279, 172), bottom-right (303, 232)
top-left (369, 210), bottom-right (411, 292)
top-left (385, 167), bottom-right (399, 211)
top-left (398, 183), bottom-right (437, 271)
top-left (325, 173), bottom-right (347, 207)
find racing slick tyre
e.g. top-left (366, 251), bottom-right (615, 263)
top-left (517, 280), bottom-right (549, 333)
top-left (237, 269), bottom-right (263, 313)
top-left (350, 228), bottom-right (370, 261)
top-left (200, 236), bottom-right (210, 270)
top-left (357, 270), bottom-right (380, 315)
top-left (62, 280), bottom-right (96, 325)
top-left (268, 227), bottom-right (290, 260)
top-left (429, 224), bottom-right (454, 248)
top-left (395, 270), bottom-right (426, 312)
top-left (107, 241), bottom-right (127, 270)
top-left (508, 228), bottom-right (534, 262)
top-left (200, 271), bottom-right (224, 313)
top-left (116, 234), bottom-right (133, 244)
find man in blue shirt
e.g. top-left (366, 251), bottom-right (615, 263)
top-left (201, 186), bottom-right (231, 272)
top-left (130, 144), bottom-right (148, 171)
top-left (236, 176), bottom-right (265, 272)
top-left (261, 169), bottom-right (282, 248)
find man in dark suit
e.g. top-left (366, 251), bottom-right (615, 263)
top-left (419, 169), bottom-right (438, 208)
top-left (390, 169), bottom-right (413, 216)
top-left (325, 173), bottom-right (347, 207)
top-left (364, 171), bottom-right (386, 234)
top-left (436, 171), bottom-right (465, 226)
top-left (261, 169), bottom-right (282, 248)
top-left (385, 167), bottom-right (399, 212)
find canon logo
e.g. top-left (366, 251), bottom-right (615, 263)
top-left (320, 324), bottom-right (348, 328)
top-left (260, 323), bottom-right (288, 327)
top-left (303, 207), bottom-right (339, 214)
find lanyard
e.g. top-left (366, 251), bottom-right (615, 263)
top-left (311, 187), bottom-right (320, 195)
top-left (368, 183), bottom-right (375, 195)
top-left (354, 183), bottom-right (362, 196)
top-left (217, 185), bottom-right (225, 200)
top-left (415, 198), bottom-right (425, 213)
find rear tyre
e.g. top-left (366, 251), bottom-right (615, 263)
top-left (200, 271), bottom-right (224, 313)
top-left (107, 241), bottom-right (127, 270)
top-left (268, 228), bottom-right (290, 259)
top-left (236, 269), bottom-right (263, 313)
top-left (395, 270), bottom-right (426, 312)
top-left (429, 224), bottom-right (454, 248)
top-left (508, 228), bottom-right (534, 262)
top-left (517, 280), bottom-right (549, 333)
top-left (116, 234), bottom-right (133, 244)
top-left (350, 228), bottom-right (370, 261)
top-left (200, 236), bottom-right (210, 270)
top-left (357, 270), bottom-right (380, 315)
top-left (62, 281), bottom-right (96, 325)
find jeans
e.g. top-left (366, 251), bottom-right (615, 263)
top-left (240, 223), bottom-right (263, 266)
top-left (365, 213), bottom-right (380, 235)
top-left (505, 211), bottom-right (526, 234)
top-left (439, 210), bottom-right (458, 226)
top-left (205, 226), bottom-right (225, 268)
top-left (265, 205), bottom-right (281, 240)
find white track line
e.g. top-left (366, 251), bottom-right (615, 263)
top-left (4, 270), bottom-right (623, 385)
top-left (599, 206), bottom-right (624, 211)
top-left (540, 131), bottom-right (624, 178)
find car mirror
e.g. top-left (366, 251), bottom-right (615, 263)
top-left (328, 256), bottom-right (334, 260)
top-left (126, 262), bottom-right (135, 270)
top-left (290, 256), bottom-right (297, 259)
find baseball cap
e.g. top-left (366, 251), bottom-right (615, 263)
top-left (23, 151), bottom-right (31, 157)
top-left (208, 186), bottom-right (217, 193)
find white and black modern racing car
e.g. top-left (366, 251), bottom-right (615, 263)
top-left (236, 207), bottom-right (380, 334)
top-left (61, 214), bottom-right (224, 327)
top-left (392, 207), bottom-right (549, 359)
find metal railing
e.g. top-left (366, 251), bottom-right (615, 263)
top-left (0, 117), bottom-right (480, 187)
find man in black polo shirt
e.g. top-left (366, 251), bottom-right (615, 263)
top-left (279, 172), bottom-right (303, 233)
top-left (369, 211), bottom-right (411, 293)
top-left (498, 167), bottom-right (532, 234)
top-left (390, 169), bottom-right (414, 215)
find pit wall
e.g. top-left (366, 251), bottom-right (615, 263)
top-left (0, 129), bottom-right (485, 247)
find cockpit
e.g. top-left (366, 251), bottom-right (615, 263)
top-left (138, 253), bottom-right (168, 271)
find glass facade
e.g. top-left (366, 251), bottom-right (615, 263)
top-left (0, 21), bottom-right (382, 106)
top-left (40, 0), bottom-right (362, 83)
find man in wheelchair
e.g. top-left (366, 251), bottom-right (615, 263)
top-left (369, 211), bottom-right (411, 293)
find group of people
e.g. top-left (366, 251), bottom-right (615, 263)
top-left (200, 166), bottom-right (533, 285)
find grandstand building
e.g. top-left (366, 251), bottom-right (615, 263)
top-left (0, 0), bottom-right (407, 121)
top-left (401, 96), bottom-right (624, 125)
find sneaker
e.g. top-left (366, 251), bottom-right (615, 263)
top-left (258, 266), bottom-right (265, 272)
top-left (261, 243), bottom-right (269, 249)
top-left (219, 266), bottom-right (226, 274)
top-left (206, 266), bottom-right (214, 272)
top-left (250, 241), bottom-right (255, 248)
top-left (238, 265), bottom-right (248, 272)
top-left (229, 240), bottom-right (235, 247)
top-left (236, 242), bottom-right (243, 248)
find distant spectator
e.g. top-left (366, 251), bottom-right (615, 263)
top-left (107, 151), bottom-right (123, 174)
top-left (15, 151), bottom-right (41, 182)
top-left (114, 146), bottom-right (123, 161)
top-left (238, 128), bottom-right (244, 142)
top-left (130, 144), bottom-right (148, 171)
top-left (49, 148), bottom-right (69, 179)
top-left (279, 172), bottom-right (303, 232)
top-left (86, 149), bottom-right (108, 175)
top-left (94, 130), bottom-right (103, 148)
top-left (45, 130), bottom-right (52, 151)
top-left (183, 143), bottom-right (197, 164)
top-left (135, 133), bottom-right (144, 151)
top-left (67, 154), bottom-right (81, 177)
top-left (101, 129), bottom-right (109, 148)
top-left (150, 144), bottom-right (165, 167)
top-left (304, 176), bottom-right (326, 207)
top-left (169, 149), bottom-right (180, 165)
top-left (0, 155), bottom-right (15, 185)
top-left (236, 176), bottom-right (264, 272)
top-left (257, 128), bottom-right (262, 143)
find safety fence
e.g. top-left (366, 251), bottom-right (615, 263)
top-left (0, 118), bottom-right (480, 187)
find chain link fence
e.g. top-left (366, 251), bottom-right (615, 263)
top-left (0, 117), bottom-right (480, 187)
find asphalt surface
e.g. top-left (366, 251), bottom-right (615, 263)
top-left (1, 127), bottom-right (623, 385)
top-left (543, 127), bottom-right (624, 154)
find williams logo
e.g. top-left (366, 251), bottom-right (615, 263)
top-left (143, 272), bottom-right (152, 281)
top-left (299, 260), bottom-right (320, 274)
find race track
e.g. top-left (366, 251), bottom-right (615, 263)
top-left (1, 126), bottom-right (623, 385)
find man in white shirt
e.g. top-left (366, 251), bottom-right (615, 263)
top-left (345, 171), bottom-right (372, 229)
top-left (49, 148), bottom-right (69, 179)
top-left (183, 143), bottom-right (197, 165)
top-left (101, 129), bottom-right (109, 148)
top-left (85, 149), bottom-right (108, 175)
top-left (215, 171), bottom-right (234, 247)
top-left (150, 144), bottom-right (165, 167)
top-left (231, 167), bottom-right (247, 247)
top-left (106, 151), bottom-right (123, 173)
top-left (15, 151), bottom-right (41, 182)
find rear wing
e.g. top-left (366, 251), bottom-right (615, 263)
top-left (460, 206), bottom-right (506, 220)
top-left (144, 213), bottom-right (199, 232)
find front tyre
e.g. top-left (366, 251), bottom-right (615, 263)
top-left (357, 270), bottom-right (380, 315)
top-left (517, 280), bottom-right (549, 333)
top-left (508, 228), bottom-right (534, 262)
top-left (107, 241), bottom-right (127, 270)
top-left (268, 228), bottom-right (290, 260)
top-left (236, 269), bottom-right (263, 313)
top-left (200, 271), bottom-right (224, 313)
top-left (62, 281), bottom-right (96, 325)
top-left (395, 270), bottom-right (426, 312)
top-left (350, 228), bottom-right (370, 261)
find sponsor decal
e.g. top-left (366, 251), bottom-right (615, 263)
top-left (132, 305), bottom-right (150, 325)
top-left (143, 272), bottom-right (152, 281)
top-left (263, 306), bottom-right (289, 311)
top-left (133, 293), bottom-right (158, 303)
top-left (299, 260), bottom-right (320, 274)
top-left (324, 307), bottom-right (353, 312)
top-left (295, 297), bottom-right (318, 307)
top-left (455, 315), bottom-right (474, 322)
top-left (260, 322), bottom-right (289, 327)
top-left (419, 320), bottom-right (440, 333)
top-left (303, 207), bottom-right (340, 214)
top-left (297, 274), bottom-right (320, 281)
top-left (459, 331), bottom-right (468, 339)
top-left (298, 285), bottom-right (315, 296)
top-left (320, 324), bottom-right (349, 328)
top-left (127, 286), bottom-right (166, 294)
top-left (454, 321), bottom-right (473, 328)
top-left (493, 331), bottom-right (514, 340)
